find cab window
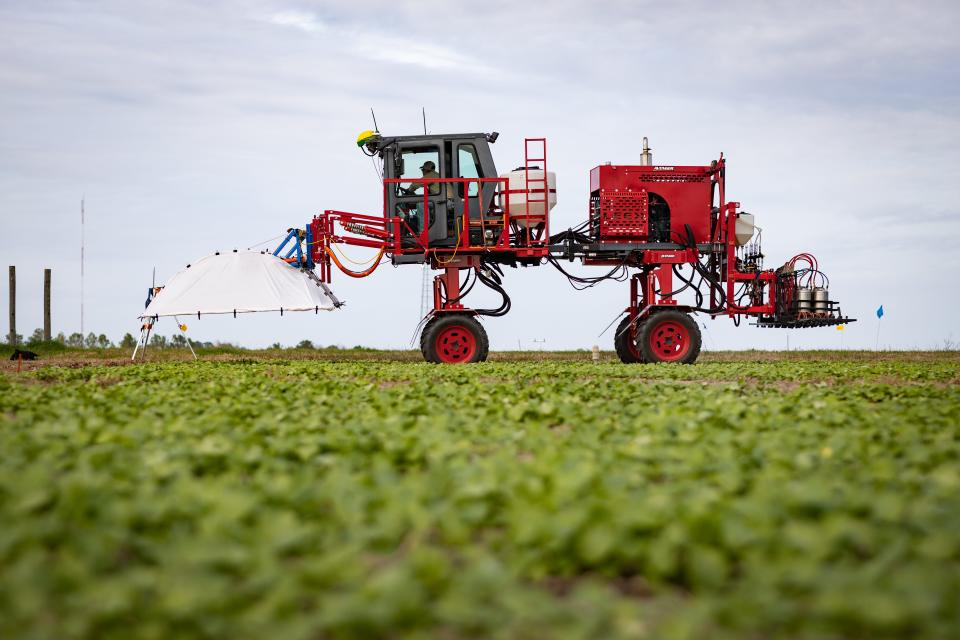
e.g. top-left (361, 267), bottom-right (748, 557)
top-left (457, 144), bottom-right (482, 197)
top-left (397, 147), bottom-right (440, 197)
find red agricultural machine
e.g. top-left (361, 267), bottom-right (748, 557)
top-left (273, 130), bottom-right (854, 364)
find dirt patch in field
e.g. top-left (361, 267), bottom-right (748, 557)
top-left (93, 375), bottom-right (124, 388)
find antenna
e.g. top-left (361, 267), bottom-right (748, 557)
top-left (80, 197), bottom-right (85, 339)
top-left (422, 107), bottom-right (427, 135)
top-left (370, 107), bottom-right (379, 133)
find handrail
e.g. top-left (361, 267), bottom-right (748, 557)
top-left (382, 176), bottom-right (511, 255)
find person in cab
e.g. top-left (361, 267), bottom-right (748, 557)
top-left (402, 161), bottom-right (441, 196)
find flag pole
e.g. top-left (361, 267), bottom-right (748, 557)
top-left (874, 305), bottom-right (884, 351)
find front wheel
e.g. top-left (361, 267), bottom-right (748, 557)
top-left (421, 313), bottom-right (489, 364)
top-left (639, 310), bottom-right (702, 364)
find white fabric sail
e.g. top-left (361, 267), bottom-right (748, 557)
top-left (141, 251), bottom-right (337, 318)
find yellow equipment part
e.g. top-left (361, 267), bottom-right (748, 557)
top-left (356, 130), bottom-right (378, 147)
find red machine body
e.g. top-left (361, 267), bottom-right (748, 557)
top-left (283, 132), bottom-right (853, 364)
top-left (590, 164), bottom-right (712, 244)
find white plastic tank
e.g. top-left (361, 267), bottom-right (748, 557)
top-left (735, 212), bottom-right (755, 246)
top-left (498, 167), bottom-right (557, 228)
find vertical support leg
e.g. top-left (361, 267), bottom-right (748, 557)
top-left (8, 265), bottom-right (15, 346)
top-left (141, 323), bottom-right (153, 360)
top-left (643, 270), bottom-right (657, 309)
top-left (434, 267), bottom-right (464, 312)
top-left (131, 328), bottom-right (143, 361)
top-left (132, 324), bottom-right (149, 361)
top-left (185, 336), bottom-right (198, 360)
top-left (710, 257), bottom-right (716, 312)
top-left (43, 268), bottom-right (51, 341)
top-left (627, 273), bottom-right (640, 321)
top-left (654, 265), bottom-right (673, 304)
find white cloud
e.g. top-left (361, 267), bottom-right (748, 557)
top-left (349, 39), bottom-right (493, 74)
top-left (268, 10), bottom-right (325, 33)
top-left (263, 8), bottom-right (497, 75)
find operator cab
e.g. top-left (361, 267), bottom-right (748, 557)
top-left (361, 132), bottom-right (500, 250)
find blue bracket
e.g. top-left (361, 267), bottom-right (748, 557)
top-left (273, 228), bottom-right (304, 267)
top-left (273, 229), bottom-right (298, 257)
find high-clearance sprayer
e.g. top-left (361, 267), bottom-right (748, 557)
top-left (142, 129), bottom-right (855, 363)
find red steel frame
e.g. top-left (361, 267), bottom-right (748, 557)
top-left (310, 139), bottom-right (555, 317)
top-left (615, 156), bottom-right (778, 346)
top-left (311, 138), bottom-right (782, 330)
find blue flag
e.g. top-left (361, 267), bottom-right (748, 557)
top-left (876, 305), bottom-right (884, 319)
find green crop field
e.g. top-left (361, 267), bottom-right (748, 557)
top-left (1, 353), bottom-right (959, 639)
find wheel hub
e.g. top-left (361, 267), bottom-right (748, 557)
top-left (435, 325), bottom-right (477, 363)
top-left (649, 320), bottom-right (690, 362)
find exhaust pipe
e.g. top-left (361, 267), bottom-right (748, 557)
top-left (640, 137), bottom-right (652, 166)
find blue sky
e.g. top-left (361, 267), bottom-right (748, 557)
top-left (2, 1), bottom-right (958, 350)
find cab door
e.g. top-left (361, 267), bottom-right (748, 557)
top-left (451, 141), bottom-right (488, 245)
top-left (392, 143), bottom-right (448, 246)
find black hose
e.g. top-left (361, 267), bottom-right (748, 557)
top-left (445, 269), bottom-right (476, 305)
top-left (547, 257), bottom-right (628, 290)
top-left (474, 269), bottom-right (511, 317)
top-left (548, 228), bottom-right (592, 245)
top-left (672, 263), bottom-right (705, 310)
top-left (655, 264), bottom-right (693, 297)
top-left (684, 224), bottom-right (697, 250)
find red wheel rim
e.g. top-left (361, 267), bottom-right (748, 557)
top-left (647, 319), bottom-right (690, 362)
top-left (435, 324), bottom-right (477, 363)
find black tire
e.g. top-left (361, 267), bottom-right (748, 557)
top-left (638, 310), bottom-right (701, 364)
top-left (421, 313), bottom-right (489, 364)
top-left (420, 316), bottom-right (437, 355)
top-left (614, 316), bottom-right (647, 364)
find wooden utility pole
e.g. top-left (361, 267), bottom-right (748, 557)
top-left (7, 266), bottom-right (15, 346)
top-left (80, 198), bottom-right (85, 338)
top-left (44, 268), bottom-right (52, 341)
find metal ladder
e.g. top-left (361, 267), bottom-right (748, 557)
top-left (522, 138), bottom-right (549, 245)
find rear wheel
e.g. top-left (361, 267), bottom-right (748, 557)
top-left (614, 316), bottom-right (647, 363)
top-left (639, 310), bottom-right (701, 364)
top-left (421, 313), bottom-right (489, 364)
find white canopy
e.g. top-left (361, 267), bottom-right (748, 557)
top-left (141, 251), bottom-right (338, 318)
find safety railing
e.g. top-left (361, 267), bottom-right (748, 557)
top-left (382, 176), bottom-right (513, 255)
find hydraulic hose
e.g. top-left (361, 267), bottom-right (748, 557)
top-left (474, 268), bottom-right (511, 317)
top-left (325, 246), bottom-right (385, 278)
top-left (444, 268), bottom-right (477, 305)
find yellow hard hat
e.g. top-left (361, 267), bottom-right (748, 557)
top-left (356, 130), bottom-right (379, 147)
